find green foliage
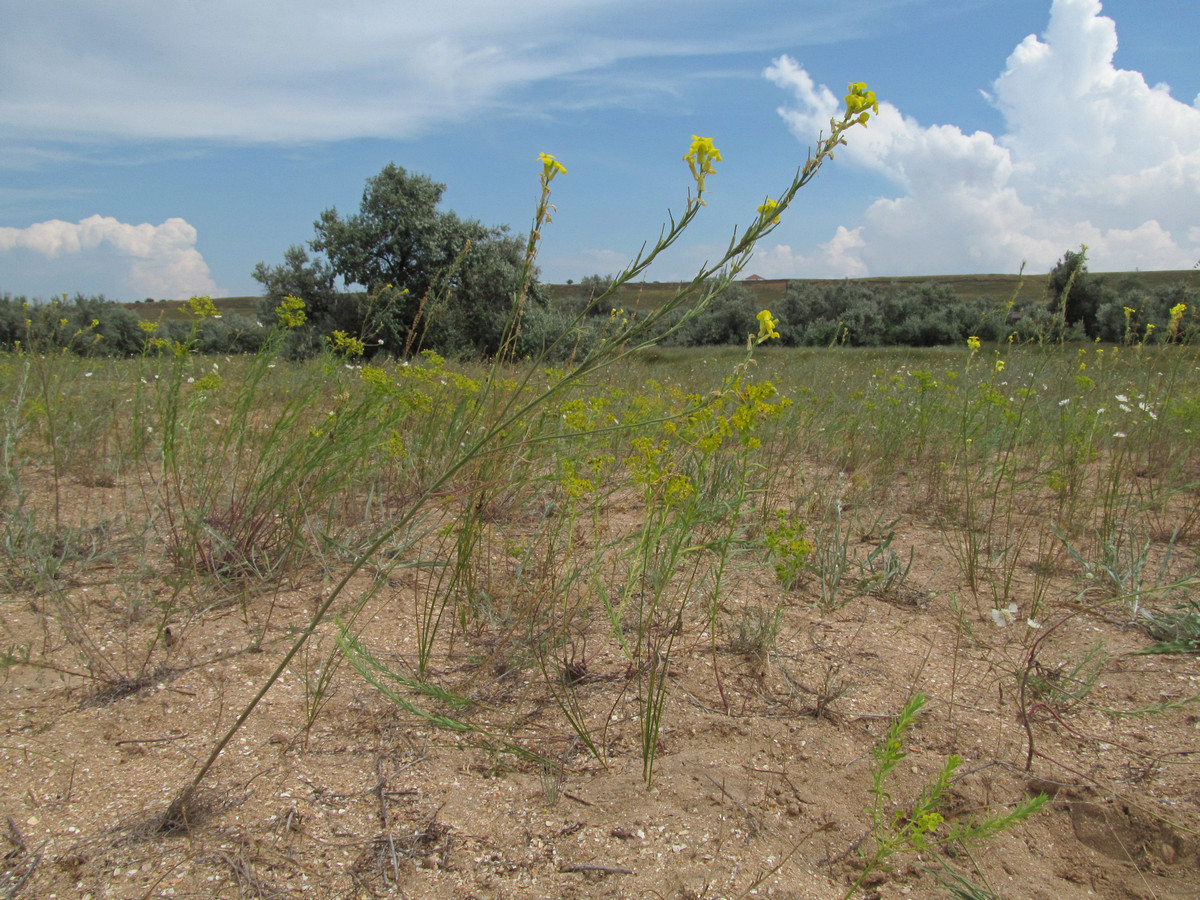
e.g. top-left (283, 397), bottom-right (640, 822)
top-left (1095, 280), bottom-right (1200, 344)
top-left (770, 280), bottom-right (1001, 348)
top-left (0, 292), bottom-right (147, 356)
top-left (664, 281), bottom-right (759, 346)
top-left (252, 244), bottom-right (348, 355)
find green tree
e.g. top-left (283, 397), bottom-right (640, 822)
top-left (1047, 247), bottom-right (1109, 338)
top-left (312, 163), bottom-right (525, 355)
top-left (254, 163), bottom-right (538, 356)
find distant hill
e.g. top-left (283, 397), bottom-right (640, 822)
top-left (542, 269), bottom-right (1196, 311)
top-left (122, 296), bottom-right (260, 321)
top-left (125, 269), bottom-right (1195, 320)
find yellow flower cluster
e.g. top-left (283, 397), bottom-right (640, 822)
top-left (331, 330), bottom-right (366, 359)
top-left (684, 135), bottom-right (722, 196)
top-left (360, 350), bottom-right (481, 415)
top-left (538, 152), bottom-right (567, 182)
top-left (187, 295), bottom-right (219, 320)
top-left (626, 437), bottom-right (693, 507)
top-left (844, 82), bottom-right (879, 125)
top-left (679, 377), bottom-right (790, 454)
top-left (558, 453), bottom-right (615, 501)
top-left (277, 295), bottom-right (307, 328)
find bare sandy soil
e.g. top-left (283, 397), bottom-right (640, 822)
top-left (2, 466), bottom-right (1198, 900)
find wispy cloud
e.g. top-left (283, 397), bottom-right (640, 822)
top-left (762, 0), bottom-right (1200, 275)
top-left (0, 0), bottom-right (916, 143)
top-left (0, 216), bottom-right (218, 299)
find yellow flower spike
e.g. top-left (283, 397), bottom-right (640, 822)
top-left (1169, 302), bottom-right (1187, 339)
top-left (755, 309), bottom-right (781, 344)
top-left (967, 335), bottom-right (981, 353)
top-left (757, 198), bottom-right (781, 225)
top-left (538, 152), bottom-right (566, 182)
top-left (684, 135), bottom-right (722, 198)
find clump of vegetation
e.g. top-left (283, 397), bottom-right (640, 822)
top-left (849, 694), bottom-right (1048, 900)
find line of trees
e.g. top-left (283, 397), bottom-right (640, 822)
top-left (0, 292), bottom-right (265, 356)
top-left (539, 254), bottom-right (1197, 354)
top-left (3, 226), bottom-right (1195, 357)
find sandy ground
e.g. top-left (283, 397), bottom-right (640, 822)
top-left (2, 466), bottom-right (1198, 900)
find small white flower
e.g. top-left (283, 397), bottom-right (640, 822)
top-left (1058, 398), bottom-right (1070, 406)
top-left (1027, 618), bottom-right (1042, 629)
top-left (990, 603), bottom-right (1019, 627)
top-left (1113, 432), bottom-right (1127, 438)
top-left (1116, 393), bottom-right (1129, 403)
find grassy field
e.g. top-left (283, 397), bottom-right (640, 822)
top-left (2, 324), bottom-right (1199, 898)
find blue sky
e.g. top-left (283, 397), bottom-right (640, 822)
top-left (2, 0), bottom-right (1198, 301)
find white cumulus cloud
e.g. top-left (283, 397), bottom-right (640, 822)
top-left (0, 215), bottom-right (218, 299)
top-left (763, 0), bottom-right (1200, 276)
